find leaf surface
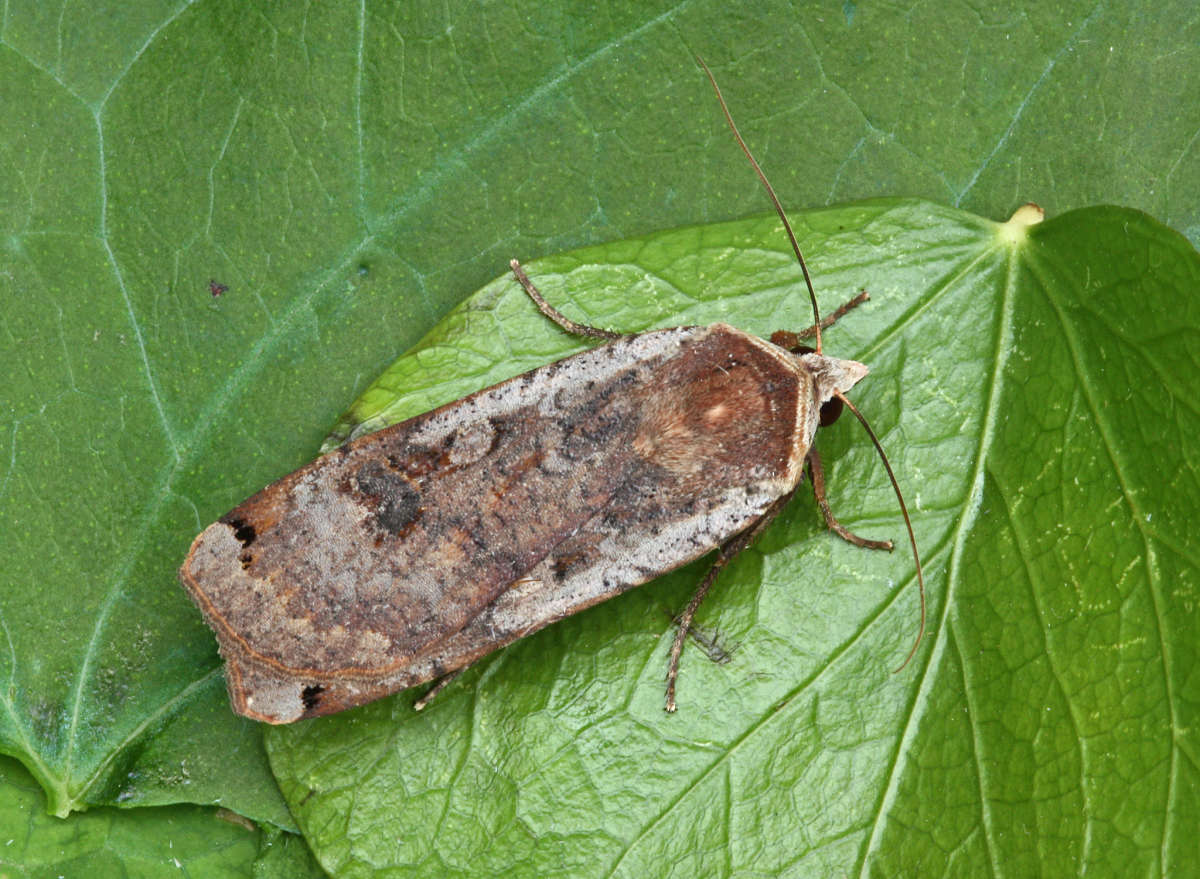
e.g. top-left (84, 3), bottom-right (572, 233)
top-left (267, 201), bottom-right (1200, 877)
top-left (1, 0), bottom-right (1197, 868)
top-left (0, 755), bottom-right (324, 878)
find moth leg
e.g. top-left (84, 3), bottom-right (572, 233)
top-left (770, 290), bottom-right (870, 349)
top-left (665, 490), bottom-right (796, 713)
top-left (661, 610), bottom-right (736, 664)
top-left (807, 446), bottom-right (894, 551)
top-left (413, 668), bottom-right (467, 711)
top-left (510, 259), bottom-right (623, 340)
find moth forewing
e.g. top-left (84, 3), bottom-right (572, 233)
top-left (179, 318), bottom-right (870, 723)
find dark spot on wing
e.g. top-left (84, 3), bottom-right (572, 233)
top-left (301, 684), bottom-right (325, 711)
top-left (221, 516), bottom-right (257, 548)
top-left (354, 461), bottom-right (423, 536)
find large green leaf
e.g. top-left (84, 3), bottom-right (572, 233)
top-left (1, 0), bottom-right (1197, 870)
top-left (264, 201), bottom-right (1199, 876)
top-left (0, 754), bottom-right (325, 878)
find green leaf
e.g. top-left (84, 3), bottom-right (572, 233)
top-left (2, 0), bottom-right (1196, 861)
top-left (0, 755), bottom-right (324, 878)
top-left (265, 201), bottom-right (1200, 876)
top-left (252, 824), bottom-right (329, 879)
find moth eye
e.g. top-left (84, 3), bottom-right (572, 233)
top-left (819, 396), bottom-right (844, 427)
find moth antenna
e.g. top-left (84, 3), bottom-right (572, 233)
top-left (834, 391), bottom-right (926, 670)
top-left (696, 55), bottom-right (824, 354)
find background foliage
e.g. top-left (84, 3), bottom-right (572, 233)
top-left (2, 1), bottom-right (1197, 876)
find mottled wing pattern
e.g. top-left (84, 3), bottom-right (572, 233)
top-left (181, 325), bottom-right (817, 722)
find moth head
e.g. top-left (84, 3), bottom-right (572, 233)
top-left (795, 350), bottom-right (867, 427)
top-left (699, 54), bottom-right (925, 671)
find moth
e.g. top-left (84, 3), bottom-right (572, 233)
top-left (179, 60), bottom-right (924, 724)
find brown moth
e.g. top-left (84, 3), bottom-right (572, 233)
top-left (179, 60), bottom-right (924, 724)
